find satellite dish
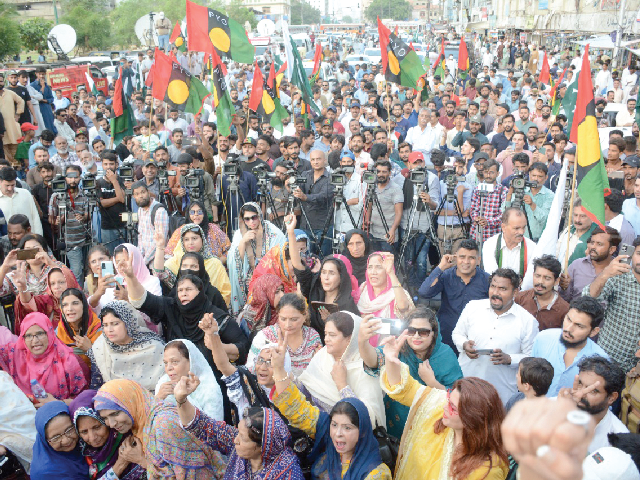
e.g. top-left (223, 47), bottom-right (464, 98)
top-left (47, 24), bottom-right (76, 55)
top-left (134, 12), bottom-right (161, 47)
top-left (257, 19), bottom-right (276, 36)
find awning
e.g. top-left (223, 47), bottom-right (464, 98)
top-left (573, 35), bottom-right (640, 49)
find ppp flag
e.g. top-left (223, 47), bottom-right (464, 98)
top-left (186, 0), bottom-right (254, 64)
top-left (571, 45), bottom-right (609, 228)
top-left (151, 49), bottom-right (211, 115)
top-left (249, 63), bottom-right (289, 133)
top-left (209, 49), bottom-right (235, 137)
top-left (377, 17), bottom-right (425, 90)
top-left (170, 21), bottom-right (187, 53)
top-left (458, 37), bottom-right (469, 79)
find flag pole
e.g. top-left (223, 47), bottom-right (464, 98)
top-left (385, 82), bottom-right (391, 139)
top-left (563, 154), bottom-right (578, 272)
top-left (148, 102), bottom-right (154, 153)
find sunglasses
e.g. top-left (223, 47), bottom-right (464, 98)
top-left (243, 214), bottom-right (259, 222)
top-left (407, 326), bottom-right (432, 337)
top-left (189, 209), bottom-right (204, 216)
top-left (445, 389), bottom-right (459, 416)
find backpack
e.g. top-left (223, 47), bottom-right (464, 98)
top-left (620, 375), bottom-right (640, 433)
top-left (150, 203), bottom-right (185, 238)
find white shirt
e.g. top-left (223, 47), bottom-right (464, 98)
top-left (0, 189), bottom-right (42, 235)
top-left (341, 113), bottom-right (362, 132)
top-left (166, 118), bottom-right (189, 132)
top-left (595, 69), bottom-right (612, 93)
top-left (482, 233), bottom-right (537, 275)
top-left (452, 299), bottom-right (539, 404)
top-left (405, 124), bottom-right (440, 163)
top-left (336, 173), bottom-right (364, 233)
top-left (353, 151), bottom-right (372, 175)
top-left (588, 409), bottom-right (628, 454)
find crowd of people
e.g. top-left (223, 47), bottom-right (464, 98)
top-left (0, 27), bottom-right (639, 480)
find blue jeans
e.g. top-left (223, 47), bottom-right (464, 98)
top-left (101, 228), bottom-right (125, 255)
top-left (305, 228), bottom-right (333, 258)
top-left (157, 34), bottom-right (171, 51)
top-left (370, 236), bottom-right (398, 255)
top-left (400, 229), bottom-right (430, 288)
top-left (66, 245), bottom-right (87, 288)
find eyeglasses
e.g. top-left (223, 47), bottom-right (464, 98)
top-left (47, 426), bottom-right (77, 445)
top-left (407, 327), bottom-right (432, 337)
top-left (255, 357), bottom-right (272, 367)
top-left (445, 389), bottom-right (459, 416)
top-left (189, 209), bottom-right (204, 216)
top-left (24, 331), bottom-right (47, 342)
top-left (185, 225), bottom-right (201, 233)
top-left (243, 214), bottom-right (259, 222)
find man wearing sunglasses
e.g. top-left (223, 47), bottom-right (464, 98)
top-left (53, 109), bottom-right (76, 146)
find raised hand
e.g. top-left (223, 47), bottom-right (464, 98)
top-left (418, 359), bottom-right (437, 386)
top-left (331, 359), bottom-right (348, 390)
top-left (284, 213), bottom-right (296, 234)
top-left (155, 381), bottom-right (176, 400)
top-left (380, 330), bottom-right (408, 365)
top-left (117, 250), bottom-right (134, 278)
top-left (154, 230), bottom-right (166, 249)
top-left (174, 372), bottom-right (200, 404)
top-left (271, 327), bottom-right (289, 371)
top-left (198, 312), bottom-right (219, 336)
top-left (358, 314), bottom-right (381, 342)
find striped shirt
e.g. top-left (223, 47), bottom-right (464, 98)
top-left (49, 191), bottom-right (90, 247)
top-left (137, 200), bottom-right (169, 265)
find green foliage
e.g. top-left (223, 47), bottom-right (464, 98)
top-left (19, 18), bottom-right (54, 53)
top-left (62, 7), bottom-right (112, 51)
top-left (0, 3), bottom-right (21, 61)
top-left (342, 15), bottom-right (353, 23)
top-left (290, 0), bottom-right (321, 25)
top-left (227, 0), bottom-right (257, 29)
top-left (364, 0), bottom-right (411, 22)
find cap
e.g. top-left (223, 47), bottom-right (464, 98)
top-left (623, 155), bottom-right (640, 168)
top-left (341, 150), bottom-right (355, 160)
top-left (6, 70), bottom-right (17, 76)
top-left (177, 153), bottom-right (193, 165)
top-left (350, 102), bottom-right (361, 108)
top-left (582, 447), bottom-right (640, 480)
top-left (75, 128), bottom-right (88, 136)
top-left (497, 103), bottom-right (510, 112)
top-left (475, 152), bottom-right (489, 161)
top-left (322, 118), bottom-right (332, 127)
top-left (144, 160), bottom-right (157, 167)
top-left (408, 151), bottom-right (424, 163)
top-left (469, 115), bottom-right (482, 124)
top-left (294, 229), bottom-right (308, 242)
top-left (327, 106), bottom-right (337, 112)
top-left (564, 144), bottom-right (577, 155)
top-left (242, 137), bottom-right (256, 146)
top-left (479, 99), bottom-right (489, 105)
top-left (20, 123), bottom-right (37, 132)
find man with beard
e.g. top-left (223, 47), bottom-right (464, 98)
top-left (534, 104), bottom-right (552, 132)
top-left (168, 129), bottom-right (184, 165)
top-left (49, 164), bottom-right (89, 283)
top-left (452, 115), bottom-right (489, 148)
top-left (239, 137), bottom-right (270, 175)
top-left (298, 130), bottom-right (314, 162)
top-left (482, 208), bottom-right (537, 276)
top-left (6, 71), bottom-right (36, 126)
top-left (557, 199), bottom-right (597, 266)
top-left (453, 267), bottom-right (539, 404)
top-left (255, 135), bottom-right (274, 167)
top-left (557, 356), bottom-right (627, 453)
top-left (532, 296), bottom-right (609, 397)
top-left (133, 180), bottom-right (169, 266)
top-left (559, 226), bottom-right (621, 303)
top-left (367, 160), bottom-right (403, 253)
top-left (585, 236), bottom-right (640, 373)
top-left (491, 113), bottom-right (517, 155)
top-left (31, 161), bottom-right (55, 248)
top-left (515, 255), bottom-right (570, 330)
top-left (312, 118), bottom-right (333, 153)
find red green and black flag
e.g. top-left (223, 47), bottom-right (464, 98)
top-left (551, 67), bottom-right (567, 115)
top-left (186, 0), bottom-right (254, 64)
top-left (310, 43), bottom-right (322, 86)
top-left (433, 40), bottom-right (446, 78)
top-left (151, 49), bottom-right (211, 115)
top-left (458, 37), bottom-right (469, 79)
top-left (249, 63), bottom-right (288, 133)
top-left (110, 68), bottom-right (136, 144)
top-left (571, 45), bottom-right (609, 228)
top-left (208, 49), bottom-right (235, 137)
top-left (170, 21), bottom-right (187, 53)
top-left (377, 17), bottom-right (425, 90)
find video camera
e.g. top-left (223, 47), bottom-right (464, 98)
top-left (444, 168), bottom-right (466, 187)
top-left (52, 174), bottom-right (68, 193)
top-left (156, 162), bottom-right (177, 180)
top-left (330, 166), bottom-right (354, 186)
top-left (254, 164), bottom-right (276, 182)
top-left (361, 163), bottom-right (377, 185)
top-left (184, 168), bottom-right (204, 189)
top-left (409, 167), bottom-right (427, 185)
top-left (223, 158), bottom-right (242, 177)
top-left (510, 171), bottom-right (538, 191)
top-left (81, 173), bottom-right (97, 192)
top-left (118, 161), bottom-right (135, 182)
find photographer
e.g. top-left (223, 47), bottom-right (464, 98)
top-left (366, 159), bottom-right (403, 253)
top-left (49, 164), bottom-right (90, 284)
top-left (220, 158), bottom-right (258, 235)
top-left (174, 152), bottom-right (215, 219)
top-left (274, 137), bottom-right (311, 172)
top-left (96, 151), bottom-right (126, 254)
top-left (31, 161), bottom-right (56, 248)
top-left (504, 161), bottom-right (553, 242)
top-left (293, 150), bottom-right (335, 257)
top-left (400, 151), bottom-right (440, 288)
top-left (239, 138), bottom-right (271, 175)
top-left (437, 156), bottom-right (472, 254)
top-left (469, 159), bottom-right (507, 243)
top-left (269, 163), bottom-right (293, 223)
top-left (334, 152), bottom-right (363, 235)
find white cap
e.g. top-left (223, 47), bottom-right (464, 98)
top-left (582, 447), bottom-right (640, 480)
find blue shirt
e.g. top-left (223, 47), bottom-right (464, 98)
top-left (311, 139), bottom-right (331, 153)
top-left (418, 266), bottom-right (490, 350)
top-left (622, 198), bottom-right (640, 236)
top-left (28, 142), bottom-right (57, 169)
top-left (531, 328), bottom-right (610, 397)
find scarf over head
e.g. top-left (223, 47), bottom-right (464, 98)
top-left (357, 252), bottom-right (399, 318)
top-left (332, 254), bottom-right (360, 303)
top-left (248, 243), bottom-right (297, 296)
top-left (243, 273), bottom-right (283, 332)
top-left (342, 229), bottom-right (371, 284)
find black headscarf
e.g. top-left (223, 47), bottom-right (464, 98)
top-left (342, 229), bottom-right (371, 284)
top-left (170, 252), bottom-right (228, 313)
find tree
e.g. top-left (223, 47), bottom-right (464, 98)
top-left (60, 0), bottom-right (112, 51)
top-left (342, 15), bottom-right (353, 23)
top-left (290, 0), bottom-right (321, 25)
top-left (0, 3), bottom-right (21, 61)
top-left (19, 18), bottom-right (53, 53)
top-left (364, 0), bottom-right (411, 22)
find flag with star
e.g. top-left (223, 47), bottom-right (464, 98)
top-left (170, 21), bottom-right (187, 53)
top-left (377, 17), bottom-right (425, 90)
top-left (151, 49), bottom-right (211, 115)
top-left (249, 63), bottom-right (289, 133)
top-left (186, 0), bottom-right (254, 64)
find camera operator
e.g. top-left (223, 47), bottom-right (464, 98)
top-left (273, 137), bottom-right (311, 172)
top-left (268, 163), bottom-right (293, 223)
top-left (96, 151), bottom-right (126, 254)
top-left (334, 152), bottom-right (363, 235)
top-left (400, 151), bottom-right (440, 288)
top-left (504, 161), bottom-right (553, 242)
top-left (174, 152), bottom-right (215, 219)
top-left (49, 165), bottom-right (90, 284)
top-left (469, 159), bottom-right (507, 243)
top-left (366, 159), bottom-right (404, 253)
top-left (239, 138), bottom-right (271, 175)
top-left (437, 156), bottom-right (472, 254)
top-left (500, 152), bottom-right (531, 187)
top-left (293, 149), bottom-right (334, 256)
top-left (220, 157), bottom-right (258, 235)
top-left (31, 162), bottom-right (56, 249)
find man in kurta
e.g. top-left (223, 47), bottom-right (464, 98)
top-left (0, 74), bottom-right (25, 164)
top-left (30, 68), bottom-right (56, 134)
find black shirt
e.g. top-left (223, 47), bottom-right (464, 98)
top-left (7, 85), bottom-right (31, 125)
top-left (96, 177), bottom-right (127, 230)
top-left (239, 158), bottom-right (271, 176)
top-left (31, 182), bottom-right (53, 223)
top-left (298, 169), bottom-right (334, 230)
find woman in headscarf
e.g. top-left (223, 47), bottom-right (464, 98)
top-left (357, 252), bottom-right (413, 322)
top-left (69, 390), bottom-right (146, 480)
top-left (285, 215), bottom-right (359, 340)
top-left (88, 300), bottom-right (165, 391)
top-left (168, 252), bottom-right (228, 313)
top-left (57, 288), bottom-right (103, 368)
top-left (154, 223), bottom-right (231, 305)
top-left (173, 374), bottom-right (304, 480)
top-left (30, 401), bottom-right (90, 479)
top-left (236, 274), bottom-right (284, 335)
top-left (342, 229), bottom-right (371, 284)
top-left (358, 306), bottom-right (463, 438)
top-left (0, 369), bottom-right (37, 473)
top-left (0, 312), bottom-right (87, 406)
top-left (84, 244), bottom-right (111, 298)
top-left (95, 379), bottom-right (226, 479)
top-left (165, 200), bottom-right (231, 263)
top-left (246, 293), bottom-right (322, 378)
top-left (155, 339), bottom-right (224, 421)
top-left (228, 202), bottom-right (287, 314)
top-left (332, 254), bottom-right (360, 303)
top-left (270, 331), bottom-right (392, 480)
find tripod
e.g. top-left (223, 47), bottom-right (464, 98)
top-left (123, 188), bottom-right (138, 245)
top-left (283, 184), bottom-right (323, 257)
top-left (225, 175), bottom-right (245, 234)
top-left (257, 179), bottom-right (282, 229)
top-left (361, 181), bottom-right (390, 245)
top-left (510, 189), bottom-right (534, 240)
top-left (158, 178), bottom-right (180, 214)
top-left (319, 185), bottom-right (358, 254)
top-left (433, 182), bottom-right (469, 255)
top-left (475, 188), bottom-right (490, 269)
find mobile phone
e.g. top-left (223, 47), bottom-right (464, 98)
top-left (509, 142), bottom-right (515, 149)
top-left (609, 170), bottom-right (624, 180)
top-left (101, 261), bottom-right (115, 276)
top-left (16, 248), bottom-right (39, 260)
top-left (476, 349), bottom-right (494, 355)
top-left (375, 317), bottom-right (404, 336)
top-left (619, 243), bottom-right (634, 264)
top-left (310, 301), bottom-right (340, 315)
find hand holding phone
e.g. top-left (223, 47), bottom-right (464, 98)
top-left (16, 248), bottom-right (39, 261)
top-left (101, 261), bottom-right (115, 277)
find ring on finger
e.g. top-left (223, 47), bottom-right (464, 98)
top-left (566, 410), bottom-right (591, 434)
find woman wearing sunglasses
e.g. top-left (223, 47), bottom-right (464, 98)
top-left (358, 306), bottom-right (462, 439)
top-left (380, 330), bottom-right (508, 480)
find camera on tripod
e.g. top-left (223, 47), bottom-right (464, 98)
top-left (118, 160), bottom-right (135, 182)
top-left (331, 166), bottom-right (354, 186)
top-left (254, 164), bottom-right (276, 183)
top-left (52, 174), bottom-right (67, 193)
top-left (223, 159), bottom-right (242, 178)
top-left (156, 162), bottom-right (177, 180)
top-left (410, 167), bottom-right (427, 184)
top-left (444, 168), bottom-right (466, 187)
top-left (81, 173), bottom-right (97, 192)
top-left (510, 171), bottom-right (538, 191)
top-left (184, 168), bottom-right (204, 188)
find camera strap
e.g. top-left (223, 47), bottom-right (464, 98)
top-left (495, 233), bottom-right (527, 276)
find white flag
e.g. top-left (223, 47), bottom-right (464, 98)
top-left (281, 21), bottom-right (294, 81)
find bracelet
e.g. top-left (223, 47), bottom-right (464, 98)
top-left (176, 397), bottom-right (188, 406)
top-left (392, 285), bottom-right (402, 289)
top-left (273, 372), bottom-right (290, 383)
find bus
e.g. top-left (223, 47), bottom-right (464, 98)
top-left (320, 23), bottom-right (365, 35)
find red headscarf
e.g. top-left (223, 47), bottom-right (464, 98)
top-left (244, 273), bottom-right (284, 332)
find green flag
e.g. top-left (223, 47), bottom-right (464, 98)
top-left (287, 35), bottom-right (320, 114)
top-left (561, 72), bottom-right (580, 134)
